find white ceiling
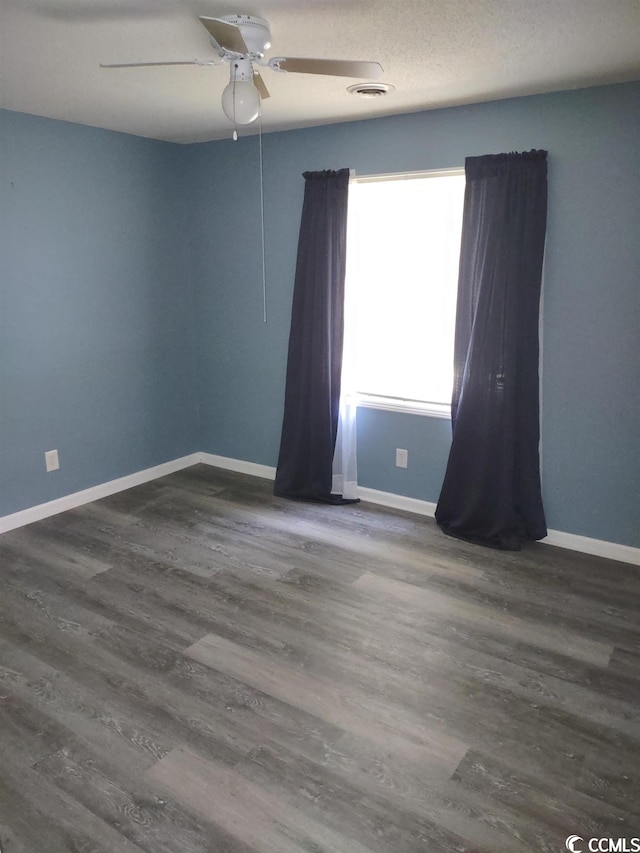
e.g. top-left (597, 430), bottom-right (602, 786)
top-left (1, 0), bottom-right (639, 144)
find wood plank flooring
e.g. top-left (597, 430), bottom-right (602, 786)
top-left (0, 464), bottom-right (638, 852)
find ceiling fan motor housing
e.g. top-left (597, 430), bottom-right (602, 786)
top-left (229, 57), bottom-right (254, 82)
top-left (219, 15), bottom-right (272, 57)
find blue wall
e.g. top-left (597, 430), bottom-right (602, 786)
top-left (1, 83), bottom-right (638, 547)
top-left (189, 82), bottom-right (640, 547)
top-left (0, 111), bottom-right (199, 515)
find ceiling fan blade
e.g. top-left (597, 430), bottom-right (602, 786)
top-left (253, 69), bottom-right (271, 100)
top-left (270, 58), bottom-right (383, 79)
top-left (100, 60), bottom-right (216, 68)
top-left (199, 16), bottom-right (249, 54)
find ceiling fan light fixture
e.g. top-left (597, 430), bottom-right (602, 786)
top-left (221, 78), bottom-right (260, 124)
top-left (221, 59), bottom-right (260, 126)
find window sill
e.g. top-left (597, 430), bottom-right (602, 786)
top-left (356, 395), bottom-right (451, 419)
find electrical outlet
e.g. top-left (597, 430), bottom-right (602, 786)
top-left (45, 449), bottom-right (60, 472)
top-left (395, 448), bottom-right (408, 468)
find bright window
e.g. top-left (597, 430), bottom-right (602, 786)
top-left (346, 170), bottom-right (465, 417)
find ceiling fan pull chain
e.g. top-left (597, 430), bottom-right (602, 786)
top-left (232, 68), bottom-right (238, 139)
top-left (230, 76), bottom-right (240, 140)
top-left (259, 107), bottom-right (267, 324)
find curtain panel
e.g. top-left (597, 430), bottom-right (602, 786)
top-left (436, 150), bottom-right (548, 550)
top-left (274, 168), bottom-right (356, 504)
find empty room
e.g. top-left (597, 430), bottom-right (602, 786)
top-left (1, 1), bottom-right (639, 851)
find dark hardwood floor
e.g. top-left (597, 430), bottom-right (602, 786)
top-left (0, 464), bottom-right (638, 852)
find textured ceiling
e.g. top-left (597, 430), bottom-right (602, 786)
top-left (1, 0), bottom-right (639, 144)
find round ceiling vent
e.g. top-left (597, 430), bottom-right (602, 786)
top-left (347, 82), bottom-right (395, 98)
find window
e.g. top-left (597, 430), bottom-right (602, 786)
top-left (345, 169), bottom-right (465, 418)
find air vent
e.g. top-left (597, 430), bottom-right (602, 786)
top-left (347, 82), bottom-right (394, 98)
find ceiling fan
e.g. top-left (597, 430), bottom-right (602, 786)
top-left (101, 13), bottom-right (383, 131)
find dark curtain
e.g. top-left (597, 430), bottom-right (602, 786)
top-left (274, 168), bottom-right (354, 503)
top-left (435, 150), bottom-right (548, 550)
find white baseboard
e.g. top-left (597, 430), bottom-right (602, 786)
top-left (357, 486), bottom-right (438, 518)
top-left (199, 453), bottom-right (277, 481)
top-left (0, 454), bottom-right (201, 534)
top-left (2, 451), bottom-right (638, 566)
top-left (541, 529), bottom-right (640, 566)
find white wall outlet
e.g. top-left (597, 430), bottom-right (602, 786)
top-left (45, 449), bottom-right (60, 472)
top-left (395, 448), bottom-right (408, 468)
